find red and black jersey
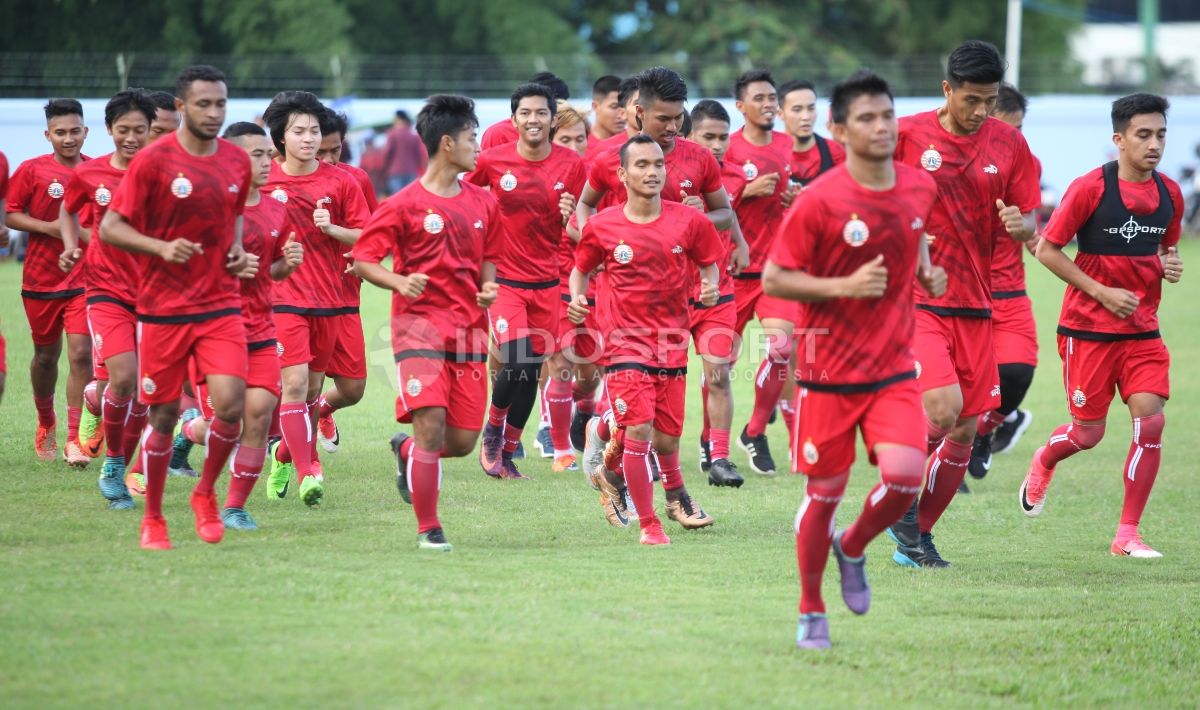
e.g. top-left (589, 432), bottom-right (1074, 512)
top-left (789, 134), bottom-right (845, 187)
top-left (991, 155), bottom-right (1044, 296)
top-left (725, 129), bottom-right (793, 272)
top-left (480, 119), bottom-right (519, 150)
top-left (8, 153), bottom-right (91, 296)
top-left (586, 137), bottom-right (723, 210)
top-left (63, 155), bottom-right (138, 306)
top-left (240, 195), bottom-right (288, 344)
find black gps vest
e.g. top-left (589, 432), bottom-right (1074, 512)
top-left (792, 135), bottom-right (835, 187)
top-left (1076, 161), bottom-right (1172, 257)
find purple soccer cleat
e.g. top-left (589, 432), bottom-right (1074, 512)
top-left (796, 613), bottom-right (831, 650)
top-left (479, 423), bottom-right (504, 478)
top-left (832, 529), bottom-right (871, 615)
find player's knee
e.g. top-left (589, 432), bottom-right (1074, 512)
top-left (1070, 421), bottom-right (1106, 450)
top-left (1134, 412), bottom-right (1164, 442)
top-left (766, 335), bottom-right (792, 364)
top-left (148, 405), bottom-right (180, 433)
top-left (336, 377), bottom-right (366, 406)
top-left (625, 422), bottom-right (653, 440)
top-left (31, 348), bottom-right (58, 369)
top-left (876, 446), bottom-right (925, 491)
top-left (705, 365), bottom-right (731, 391)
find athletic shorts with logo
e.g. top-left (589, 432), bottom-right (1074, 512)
top-left (1059, 334), bottom-right (1169, 421)
top-left (394, 351), bottom-right (487, 431)
top-left (274, 311), bottom-right (339, 373)
top-left (87, 299), bottom-right (137, 381)
top-left (488, 280), bottom-right (559, 356)
top-left (992, 293), bottom-right (1038, 367)
top-left (913, 309), bottom-right (1000, 417)
top-left (138, 314), bottom-right (247, 406)
top-left (604, 367), bottom-right (687, 437)
top-left (23, 292), bottom-right (87, 346)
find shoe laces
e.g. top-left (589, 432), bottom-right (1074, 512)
top-left (920, 532), bottom-right (945, 562)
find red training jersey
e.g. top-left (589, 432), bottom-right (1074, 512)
top-left (576, 201), bottom-right (724, 370)
top-left (466, 142), bottom-right (586, 284)
top-left (896, 111), bottom-right (1040, 315)
top-left (1042, 165), bottom-right (1183, 338)
top-left (352, 180), bottom-right (506, 356)
top-left (586, 137), bottom-right (723, 211)
top-left (263, 161), bottom-right (370, 313)
top-left (725, 129), bottom-right (793, 271)
top-left (789, 136), bottom-right (846, 185)
top-left (334, 161), bottom-right (379, 307)
top-left (107, 132), bottom-right (251, 320)
top-left (0, 151), bottom-right (8, 201)
top-left (702, 160), bottom-right (747, 297)
top-left (240, 195), bottom-right (288, 344)
top-left (63, 154), bottom-right (138, 306)
top-left (991, 155), bottom-right (1044, 294)
top-left (770, 163), bottom-right (939, 388)
top-left (480, 119), bottom-right (519, 150)
top-left (7, 153), bottom-right (90, 295)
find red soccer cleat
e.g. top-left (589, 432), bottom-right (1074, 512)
top-left (190, 490), bottom-right (225, 544)
top-left (35, 424), bottom-right (57, 462)
top-left (140, 515), bottom-right (173, 550)
top-left (639, 519), bottom-right (671, 546)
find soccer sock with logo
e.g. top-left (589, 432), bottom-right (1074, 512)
top-left (657, 450), bottom-right (683, 491)
top-left (841, 447), bottom-right (924, 558)
top-left (67, 406), bottom-right (82, 443)
top-left (502, 425), bottom-right (523, 456)
top-left (795, 477), bottom-right (845, 615)
top-left (1119, 413), bottom-right (1163, 533)
top-left (926, 420), bottom-right (950, 456)
top-left (142, 429), bottom-right (173, 519)
top-left (195, 417), bottom-right (240, 496)
top-left (746, 357), bottom-right (787, 438)
top-left (916, 437), bottom-right (972, 533)
top-left (122, 401), bottom-right (148, 462)
top-left (977, 410), bottom-right (1007, 437)
top-left (546, 378), bottom-right (574, 455)
top-left (277, 402), bottom-right (314, 478)
top-left (102, 390), bottom-right (131, 458)
top-left (779, 396), bottom-right (796, 437)
top-left (225, 445), bottom-right (265, 509)
top-left (34, 394), bottom-right (56, 428)
top-left (622, 437), bottom-right (656, 527)
top-left (1039, 421), bottom-right (1105, 468)
top-left (410, 445), bottom-right (442, 533)
top-left (307, 398), bottom-right (320, 465)
top-left (572, 382), bottom-right (596, 417)
top-left (710, 428), bottom-right (731, 461)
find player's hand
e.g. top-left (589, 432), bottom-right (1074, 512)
top-left (842, 254), bottom-right (888, 299)
top-left (1024, 233), bottom-right (1042, 255)
top-left (476, 280), bottom-right (499, 308)
top-left (234, 251), bottom-right (260, 280)
top-left (1096, 286), bottom-right (1139, 319)
top-left (1162, 246), bottom-right (1183, 283)
top-left (0, 224), bottom-right (10, 249)
top-left (397, 272), bottom-right (429, 299)
top-left (780, 182), bottom-right (801, 208)
top-left (919, 264), bottom-right (948, 298)
top-left (925, 233), bottom-right (936, 245)
top-left (282, 232), bottom-right (304, 268)
top-left (159, 238), bottom-right (202, 264)
top-left (996, 199), bottom-right (1026, 237)
top-left (567, 294), bottom-right (590, 324)
top-left (679, 191), bottom-right (705, 211)
top-left (729, 241), bottom-right (750, 276)
top-left (313, 207), bottom-right (333, 234)
top-left (225, 242), bottom-right (251, 276)
top-left (559, 192), bottom-right (577, 226)
top-left (58, 247), bottom-right (82, 272)
top-left (698, 278), bottom-right (719, 307)
top-left (742, 173), bottom-right (780, 199)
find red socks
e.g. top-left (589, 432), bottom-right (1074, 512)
top-left (657, 450), bottom-right (682, 491)
top-left (318, 393), bottom-right (335, 419)
top-left (710, 428), bottom-right (731, 461)
top-left (502, 425), bottom-right (523, 456)
top-left (102, 391), bottom-right (131, 458)
top-left (487, 404), bottom-right (508, 429)
top-left (795, 478), bottom-right (845, 614)
top-left (546, 378), bottom-right (573, 453)
top-left (225, 445), bottom-right (265, 509)
top-left (622, 438), bottom-right (656, 527)
top-left (142, 429), bottom-right (173, 519)
top-left (195, 417), bottom-right (240, 496)
top-left (34, 395), bottom-right (56, 427)
top-left (122, 402), bottom-right (148, 462)
top-left (67, 406), bottom-right (82, 442)
top-left (917, 437), bottom-right (972, 533)
top-left (926, 420), bottom-right (950, 456)
top-left (277, 401), bottom-right (314, 478)
top-left (1121, 413), bottom-right (1163, 528)
top-left (746, 358), bottom-right (787, 438)
top-left (1040, 421), bottom-right (1105, 468)
top-left (841, 447), bottom-right (924, 557)
top-left (977, 410), bottom-right (1007, 437)
top-left (410, 445), bottom-right (442, 533)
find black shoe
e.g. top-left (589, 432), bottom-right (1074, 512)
top-left (534, 426), bottom-right (554, 458)
top-left (699, 439), bottom-right (712, 473)
top-left (768, 406), bottom-right (778, 425)
top-left (513, 440), bottom-right (525, 459)
top-left (967, 432), bottom-right (993, 480)
top-left (649, 448), bottom-right (661, 482)
top-left (886, 500), bottom-right (919, 548)
top-left (708, 458), bottom-right (744, 487)
top-left (992, 409), bottom-right (1034, 455)
top-left (958, 479), bottom-right (971, 494)
top-left (916, 532), bottom-right (950, 567)
top-left (737, 426), bottom-right (777, 475)
top-left (570, 410), bottom-right (590, 452)
top-left (390, 432), bottom-right (412, 505)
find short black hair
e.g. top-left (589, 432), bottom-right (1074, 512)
top-left (592, 75), bottom-right (621, 99)
top-left (104, 89), bottom-right (156, 128)
top-left (262, 90), bottom-right (325, 156)
top-left (416, 94), bottom-right (479, 158)
top-left (690, 99), bottom-right (731, 126)
top-left (1111, 93), bottom-right (1169, 134)
top-left (175, 64), bottom-right (227, 100)
top-left (222, 122), bottom-right (267, 140)
top-left (637, 66), bottom-right (688, 108)
top-left (996, 83), bottom-right (1028, 116)
top-left (619, 133), bottom-right (659, 168)
top-left (320, 107), bottom-right (350, 139)
top-left (394, 109), bottom-right (411, 123)
top-left (617, 76), bottom-right (640, 108)
top-left (680, 111), bottom-right (692, 138)
top-left (946, 40), bottom-right (1006, 87)
top-left (148, 91), bottom-right (177, 112)
top-left (734, 69), bottom-right (776, 101)
top-left (510, 82), bottom-right (557, 117)
top-left (829, 69), bottom-right (894, 124)
top-left (44, 98), bottom-right (83, 122)
top-left (529, 71), bottom-right (570, 101)
top-left (779, 80), bottom-right (816, 103)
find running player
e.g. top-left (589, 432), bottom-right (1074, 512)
top-left (585, 75), bottom-right (640, 161)
top-left (7, 99), bottom-right (92, 466)
top-left (589, 75), bottom-right (626, 143)
top-left (481, 72), bottom-right (570, 150)
top-left (147, 91), bottom-right (181, 143)
top-left (764, 69), bottom-right (944, 650)
top-left (261, 91), bottom-right (370, 507)
top-left (780, 80), bottom-right (847, 189)
top-left (1019, 93), bottom-right (1183, 559)
top-left (687, 99), bottom-right (751, 487)
top-left (0, 150), bottom-right (7, 405)
top-left (59, 89), bottom-right (157, 508)
top-left (888, 40), bottom-right (1041, 567)
top-left (99, 64), bottom-right (254, 550)
top-left (724, 69), bottom-right (794, 476)
top-left (570, 134), bottom-right (723, 543)
top-left (352, 94), bottom-right (503, 552)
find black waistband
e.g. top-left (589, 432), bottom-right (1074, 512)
top-left (1057, 326), bottom-right (1161, 342)
top-left (21, 288), bottom-right (85, 301)
top-left (991, 290), bottom-right (1027, 300)
top-left (86, 295), bottom-right (136, 312)
top-left (497, 277), bottom-right (560, 290)
top-left (560, 293), bottom-right (597, 306)
top-left (733, 271), bottom-right (763, 281)
top-left (606, 362), bottom-right (687, 377)
top-left (137, 308), bottom-right (241, 325)
top-left (799, 369), bottom-right (916, 394)
top-left (394, 349), bottom-right (488, 363)
top-left (248, 338), bottom-right (277, 352)
top-left (915, 304), bottom-right (992, 319)
top-left (273, 305), bottom-right (360, 317)
top-left (690, 293), bottom-right (735, 309)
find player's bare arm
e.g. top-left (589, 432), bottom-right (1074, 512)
top-left (697, 263), bottom-right (720, 306)
top-left (728, 215), bottom-right (750, 275)
top-left (763, 254), bottom-right (887, 302)
top-left (567, 266), bottom-right (591, 323)
top-left (700, 188), bottom-right (733, 231)
top-left (7, 211), bottom-right (62, 240)
top-left (916, 234), bottom-right (948, 296)
top-left (56, 200), bottom-right (85, 272)
top-left (225, 215), bottom-right (255, 278)
top-left (100, 208), bottom-right (201, 264)
top-left (573, 181), bottom-right (605, 237)
top-left (352, 257), bottom-right (426, 298)
top-left (1035, 238), bottom-right (1139, 319)
top-left (475, 260), bottom-right (498, 308)
top-left (313, 207), bottom-right (361, 246)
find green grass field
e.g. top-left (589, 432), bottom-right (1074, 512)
top-left (0, 252), bottom-right (1197, 708)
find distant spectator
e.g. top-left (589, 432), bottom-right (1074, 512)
top-left (383, 110), bottom-right (426, 194)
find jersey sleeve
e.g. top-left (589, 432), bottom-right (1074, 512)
top-left (464, 153), bottom-right (490, 188)
top-left (482, 194), bottom-right (506, 265)
top-left (769, 191), bottom-right (820, 271)
top-left (234, 157), bottom-right (252, 217)
top-left (339, 174), bottom-right (370, 229)
top-left (1164, 179), bottom-right (1185, 249)
top-left (352, 203), bottom-right (398, 263)
top-left (566, 157), bottom-right (587, 197)
top-left (686, 212), bottom-right (724, 267)
top-left (698, 150), bottom-right (723, 196)
top-left (62, 170), bottom-right (91, 216)
top-left (0, 152), bottom-right (9, 201)
top-left (1042, 173), bottom-right (1101, 247)
top-left (586, 153), bottom-right (618, 199)
top-left (5, 161), bottom-right (31, 214)
top-left (575, 221), bottom-right (605, 273)
top-left (107, 158), bottom-right (151, 228)
top-left (1005, 133), bottom-right (1042, 214)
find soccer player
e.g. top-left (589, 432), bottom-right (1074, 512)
top-left (59, 88), bottom-right (157, 508)
top-left (313, 107), bottom-right (378, 454)
top-left (147, 91), bottom-right (181, 142)
top-left (261, 91), bottom-right (370, 507)
top-left (687, 99), bottom-right (751, 487)
top-left (780, 80), bottom-right (846, 189)
top-left (966, 84), bottom-right (1041, 481)
top-left (763, 69), bottom-right (944, 650)
top-left (1, 150), bottom-right (9, 405)
top-left (481, 72), bottom-right (570, 150)
top-left (352, 94), bottom-right (503, 552)
top-left (888, 40), bottom-right (1041, 567)
top-left (1019, 93), bottom-right (1183, 558)
top-left (725, 69), bottom-right (795, 476)
top-left (7, 98), bottom-right (92, 465)
top-left (585, 75), bottom-right (641, 161)
top-left (467, 83), bottom-right (586, 478)
top-left (589, 75), bottom-right (626, 142)
top-left (570, 134), bottom-right (723, 544)
top-left (99, 64), bottom-right (254, 550)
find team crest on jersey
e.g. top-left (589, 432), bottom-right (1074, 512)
top-left (406, 377), bottom-right (423, 397)
top-left (170, 174), bottom-right (193, 199)
top-left (613, 241), bottom-right (634, 265)
top-left (802, 439), bottom-right (819, 465)
top-left (911, 217), bottom-right (924, 231)
top-left (270, 188), bottom-right (288, 203)
top-left (141, 376), bottom-right (157, 396)
top-left (423, 211), bottom-right (445, 235)
top-left (499, 172), bottom-right (518, 192)
top-left (743, 161), bottom-right (759, 180)
top-left (276, 342), bottom-right (285, 357)
top-left (47, 179), bottom-right (64, 199)
top-left (842, 214), bottom-right (870, 247)
top-left (614, 398), bottom-right (628, 416)
top-left (915, 361), bottom-right (922, 379)
top-left (494, 317), bottom-right (509, 335)
top-left (920, 146), bottom-right (942, 172)
top-left (671, 245), bottom-right (683, 255)
top-left (94, 185), bottom-right (112, 206)
top-left (1072, 389), bottom-right (1087, 408)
